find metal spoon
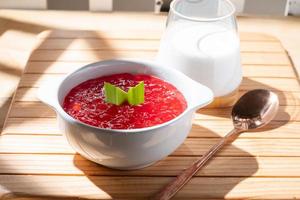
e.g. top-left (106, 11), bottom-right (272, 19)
top-left (152, 89), bottom-right (279, 200)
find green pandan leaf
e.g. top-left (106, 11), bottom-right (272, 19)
top-left (104, 81), bottom-right (145, 106)
top-left (104, 82), bottom-right (127, 106)
top-left (127, 81), bottom-right (144, 106)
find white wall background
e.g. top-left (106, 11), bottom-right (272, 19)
top-left (0, 0), bottom-right (47, 9)
top-left (89, 0), bottom-right (113, 11)
top-left (229, 0), bottom-right (245, 13)
top-left (243, 0), bottom-right (289, 16)
top-left (0, 0), bottom-right (292, 15)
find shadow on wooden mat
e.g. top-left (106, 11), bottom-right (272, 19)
top-left (72, 124), bottom-right (258, 199)
top-left (196, 77), bottom-right (291, 133)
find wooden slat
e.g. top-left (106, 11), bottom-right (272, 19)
top-left (0, 67), bottom-right (22, 99)
top-left (241, 77), bottom-right (300, 92)
top-left (1, 135), bottom-right (300, 157)
top-left (241, 52), bottom-right (291, 65)
top-left (18, 73), bottom-right (300, 92)
top-left (4, 118), bottom-right (300, 139)
top-left (29, 50), bottom-right (156, 62)
top-left (37, 38), bottom-right (284, 53)
top-left (195, 106), bottom-right (300, 121)
top-left (38, 30), bottom-right (278, 41)
top-left (8, 101), bottom-right (300, 121)
top-left (13, 87), bottom-right (300, 106)
top-left (242, 65), bottom-right (296, 78)
top-left (0, 135), bottom-right (73, 154)
top-left (0, 154), bottom-right (300, 177)
top-left (239, 32), bottom-right (278, 41)
top-left (176, 138), bottom-right (300, 157)
top-left (3, 118), bottom-right (60, 135)
top-left (0, 175), bottom-right (112, 199)
top-left (37, 38), bottom-right (160, 51)
top-left (25, 62), bottom-right (295, 78)
top-left (19, 74), bottom-right (63, 88)
top-left (28, 50), bottom-right (291, 65)
top-left (191, 120), bottom-right (300, 139)
top-left (38, 29), bottom-right (164, 40)
top-left (15, 88), bottom-right (42, 102)
top-left (25, 61), bottom-right (89, 74)
top-left (241, 41), bottom-right (284, 53)
top-left (0, 175), bottom-right (299, 199)
top-left (9, 102), bottom-right (56, 118)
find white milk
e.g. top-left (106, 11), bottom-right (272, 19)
top-left (156, 22), bottom-right (242, 97)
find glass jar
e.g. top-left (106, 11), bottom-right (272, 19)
top-left (157, 0), bottom-right (242, 107)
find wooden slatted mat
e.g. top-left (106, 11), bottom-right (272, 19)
top-left (1, 29), bottom-right (300, 200)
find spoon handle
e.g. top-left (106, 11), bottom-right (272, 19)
top-left (151, 128), bottom-right (241, 200)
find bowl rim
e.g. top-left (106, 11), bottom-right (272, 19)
top-left (54, 59), bottom-right (211, 134)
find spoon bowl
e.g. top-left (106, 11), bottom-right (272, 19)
top-left (232, 89), bottom-right (279, 131)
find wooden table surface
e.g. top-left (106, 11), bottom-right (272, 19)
top-left (1, 29), bottom-right (300, 199)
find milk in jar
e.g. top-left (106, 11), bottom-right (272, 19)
top-left (156, 0), bottom-right (242, 99)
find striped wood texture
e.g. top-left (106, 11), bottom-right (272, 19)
top-left (1, 30), bottom-right (300, 200)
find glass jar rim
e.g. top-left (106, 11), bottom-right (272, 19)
top-left (170, 0), bottom-right (236, 22)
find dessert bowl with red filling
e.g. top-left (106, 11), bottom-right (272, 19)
top-left (38, 59), bottom-right (213, 170)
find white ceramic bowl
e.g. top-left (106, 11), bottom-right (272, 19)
top-left (38, 59), bottom-right (213, 170)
